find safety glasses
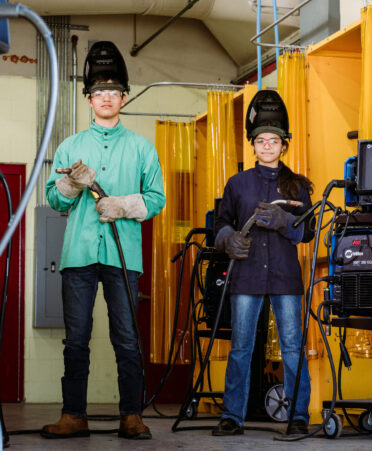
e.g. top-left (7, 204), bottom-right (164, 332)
top-left (254, 138), bottom-right (281, 146)
top-left (91, 89), bottom-right (122, 98)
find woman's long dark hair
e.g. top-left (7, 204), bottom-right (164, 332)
top-left (278, 139), bottom-right (313, 200)
top-left (278, 162), bottom-right (313, 200)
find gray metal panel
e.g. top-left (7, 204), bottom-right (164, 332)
top-left (300, 0), bottom-right (340, 47)
top-left (34, 206), bottom-right (67, 327)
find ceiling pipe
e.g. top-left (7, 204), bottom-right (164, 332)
top-left (130, 0), bottom-right (200, 56)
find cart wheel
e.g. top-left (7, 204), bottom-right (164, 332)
top-left (358, 410), bottom-right (372, 432)
top-left (185, 400), bottom-right (198, 419)
top-left (264, 384), bottom-right (289, 422)
top-left (323, 413), bottom-right (342, 439)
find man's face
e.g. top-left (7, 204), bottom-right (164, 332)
top-left (88, 81), bottom-right (126, 121)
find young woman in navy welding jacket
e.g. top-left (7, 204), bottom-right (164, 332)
top-left (212, 125), bottom-right (314, 437)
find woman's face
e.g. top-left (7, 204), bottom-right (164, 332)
top-left (252, 132), bottom-right (286, 168)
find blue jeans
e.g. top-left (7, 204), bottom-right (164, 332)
top-left (222, 295), bottom-right (311, 426)
top-left (61, 264), bottom-right (141, 417)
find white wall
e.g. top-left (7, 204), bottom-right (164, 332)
top-left (340, 0), bottom-right (364, 28)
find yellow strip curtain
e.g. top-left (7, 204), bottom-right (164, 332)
top-left (277, 51), bottom-right (321, 361)
top-left (278, 51), bottom-right (307, 174)
top-left (196, 91), bottom-right (238, 361)
top-left (359, 4), bottom-right (372, 139)
top-left (206, 91), bottom-right (238, 201)
top-left (151, 121), bottom-right (195, 364)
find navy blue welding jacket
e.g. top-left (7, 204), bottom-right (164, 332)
top-left (215, 162), bottom-right (314, 295)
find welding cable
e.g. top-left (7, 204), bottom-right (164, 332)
top-left (337, 328), bottom-right (361, 433)
top-left (0, 172), bottom-right (12, 448)
top-left (275, 180), bottom-right (348, 442)
top-left (146, 241), bottom-right (204, 418)
top-left (324, 207), bottom-right (343, 260)
top-left (305, 276), bottom-right (334, 324)
top-left (144, 235), bottom-right (204, 410)
top-left (337, 328), bottom-right (372, 435)
top-left (330, 211), bottom-right (351, 265)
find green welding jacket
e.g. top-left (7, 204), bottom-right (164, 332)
top-left (46, 120), bottom-right (166, 273)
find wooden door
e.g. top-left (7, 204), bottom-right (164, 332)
top-left (0, 164), bottom-right (25, 402)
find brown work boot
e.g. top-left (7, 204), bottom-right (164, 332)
top-left (118, 414), bottom-right (152, 439)
top-left (40, 413), bottom-right (90, 439)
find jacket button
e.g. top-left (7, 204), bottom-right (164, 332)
top-left (263, 242), bottom-right (266, 246)
top-left (102, 167), bottom-right (106, 171)
top-left (264, 264), bottom-right (267, 269)
top-left (104, 145), bottom-right (108, 149)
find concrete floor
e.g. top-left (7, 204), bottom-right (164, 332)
top-left (1, 403), bottom-right (372, 450)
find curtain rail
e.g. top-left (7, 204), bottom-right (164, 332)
top-left (124, 81), bottom-right (244, 108)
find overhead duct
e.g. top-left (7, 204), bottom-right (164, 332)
top-left (24, 0), bottom-right (300, 66)
top-left (22, 0), bottom-right (299, 23)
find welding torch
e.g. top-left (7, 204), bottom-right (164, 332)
top-left (240, 199), bottom-right (304, 237)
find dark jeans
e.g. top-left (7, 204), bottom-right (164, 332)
top-left (61, 264), bottom-right (141, 417)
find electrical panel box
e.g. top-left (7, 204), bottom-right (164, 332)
top-left (34, 206), bottom-right (67, 327)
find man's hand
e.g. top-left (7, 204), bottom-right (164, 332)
top-left (55, 159), bottom-right (96, 199)
top-left (96, 194), bottom-right (148, 223)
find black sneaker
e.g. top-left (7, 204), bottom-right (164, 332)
top-left (212, 418), bottom-right (244, 436)
top-left (287, 419), bottom-right (308, 435)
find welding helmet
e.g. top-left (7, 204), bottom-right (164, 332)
top-left (245, 90), bottom-right (291, 141)
top-left (83, 41), bottom-right (130, 95)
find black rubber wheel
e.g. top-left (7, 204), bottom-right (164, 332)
top-left (264, 384), bottom-right (289, 422)
top-left (323, 413), bottom-right (342, 439)
top-left (358, 410), bottom-right (372, 432)
top-left (185, 401), bottom-right (197, 420)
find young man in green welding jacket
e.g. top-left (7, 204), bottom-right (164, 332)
top-left (41, 42), bottom-right (165, 440)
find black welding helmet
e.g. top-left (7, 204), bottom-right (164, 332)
top-left (245, 90), bottom-right (291, 141)
top-left (83, 41), bottom-right (130, 95)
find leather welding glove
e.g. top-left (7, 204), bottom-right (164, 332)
top-left (215, 225), bottom-right (252, 260)
top-left (96, 193), bottom-right (148, 223)
top-left (254, 201), bottom-right (304, 244)
top-left (55, 159), bottom-right (96, 199)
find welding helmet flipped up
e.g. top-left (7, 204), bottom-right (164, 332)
top-left (83, 41), bottom-right (130, 95)
top-left (245, 90), bottom-right (291, 141)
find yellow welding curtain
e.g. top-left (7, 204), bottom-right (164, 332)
top-left (151, 121), bottom-right (195, 364)
top-left (277, 51), bottom-right (321, 361)
top-left (359, 4), bottom-right (372, 139)
top-left (205, 91), bottom-right (238, 201)
top-left (198, 90), bottom-right (238, 361)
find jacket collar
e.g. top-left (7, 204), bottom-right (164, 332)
top-left (90, 119), bottom-right (123, 137)
top-left (256, 160), bottom-right (282, 180)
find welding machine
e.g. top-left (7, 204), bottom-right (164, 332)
top-left (328, 139), bottom-right (372, 317)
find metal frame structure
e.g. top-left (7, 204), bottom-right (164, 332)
top-left (120, 81), bottom-right (244, 117)
top-left (250, 0), bottom-right (312, 50)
